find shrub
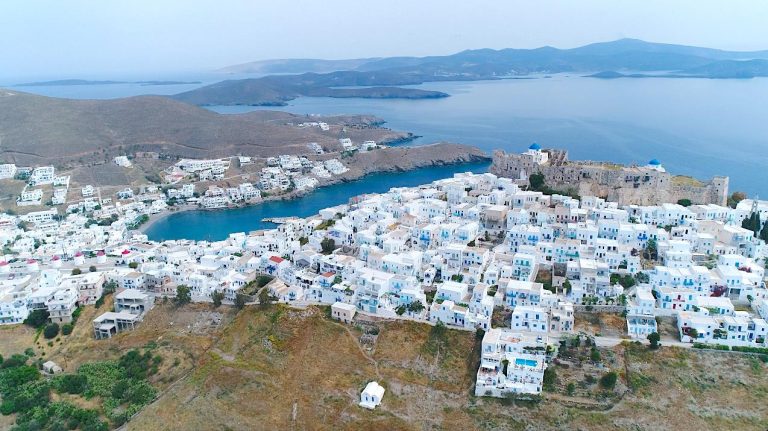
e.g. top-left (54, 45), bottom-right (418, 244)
top-left (600, 371), bottom-right (618, 390)
top-left (56, 374), bottom-right (87, 394)
top-left (61, 323), bottom-right (73, 336)
top-left (89, 265), bottom-right (97, 272)
top-left (128, 261), bottom-right (139, 269)
top-left (71, 268), bottom-right (82, 275)
top-left (43, 323), bottom-right (60, 339)
top-left (543, 367), bottom-right (557, 391)
top-left (211, 290), bottom-right (224, 307)
top-left (731, 345), bottom-right (768, 355)
top-left (590, 347), bottom-right (601, 362)
top-left (647, 332), bottom-right (661, 349)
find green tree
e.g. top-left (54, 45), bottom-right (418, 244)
top-left (566, 382), bottom-right (576, 396)
top-left (71, 268), bottom-right (82, 275)
top-left (562, 279), bottom-right (572, 294)
top-left (688, 328), bottom-right (699, 340)
top-left (103, 280), bottom-right (118, 293)
top-left (321, 238), bottom-right (336, 254)
top-left (128, 261), bottom-right (139, 269)
top-left (644, 238), bottom-right (658, 261)
top-left (529, 172), bottom-right (546, 191)
top-left (600, 371), bottom-right (618, 390)
top-left (235, 293), bottom-right (248, 309)
top-left (24, 309), bottom-right (50, 328)
top-left (647, 331), bottom-right (661, 349)
top-left (543, 367), bottom-right (557, 391)
top-left (211, 290), bottom-right (224, 307)
top-left (407, 301), bottom-right (425, 313)
top-left (728, 191), bottom-right (746, 208)
top-left (676, 198), bottom-right (692, 207)
top-left (258, 288), bottom-right (271, 308)
top-left (43, 323), bottom-right (60, 339)
top-left (635, 271), bottom-right (649, 284)
top-left (89, 265), bottom-right (97, 272)
top-left (174, 285), bottom-right (191, 305)
top-left (760, 220), bottom-right (768, 243)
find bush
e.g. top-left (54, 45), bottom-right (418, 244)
top-left (211, 290), bottom-right (224, 307)
top-left (543, 367), bottom-right (557, 391)
top-left (44, 323), bottom-right (60, 339)
top-left (61, 323), bottom-right (74, 335)
top-left (731, 345), bottom-right (768, 355)
top-left (56, 374), bottom-right (87, 394)
top-left (1, 354), bottom-right (29, 369)
top-left (71, 268), bottom-right (82, 275)
top-left (600, 371), bottom-right (618, 390)
top-left (590, 347), bottom-right (601, 362)
top-left (128, 261), bottom-right (139, 269)
top-left (647, 332), bottom-right (661, 349)
top-left (89, 265), bottom-right (97, 272)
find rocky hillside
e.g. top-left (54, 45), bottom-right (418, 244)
top-left (0, 89), bottom-right (409, 166)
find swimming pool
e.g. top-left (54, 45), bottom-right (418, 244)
top-left (515, 358), bottom-right (538, 367)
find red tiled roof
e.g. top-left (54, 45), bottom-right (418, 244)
top-left (269, 256), bottom-right (284, 263)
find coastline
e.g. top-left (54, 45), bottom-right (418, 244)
top-left (139, 148), bottom-right (491, 237)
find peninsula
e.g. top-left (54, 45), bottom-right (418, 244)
top-left (175, 39), bottom-right (768, 106)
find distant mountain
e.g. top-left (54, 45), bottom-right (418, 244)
top-left (188, 39), bottom-right (768, 106)
top-left (220, 38), bottom-right (768, 76)
top-left (588, 59), bottom-right (768, 80)
top-left (16, 79), bottom-right (201, 87)
top-left (173, 71), bottom-right (449, 106)
top-left (218, 58), bottom-right (380, 74)
top-left (681, 59), bottom-right (768, 78)
top-left (16, 79), bottom-right (126, 86)
top-left (0, 90), bottom-right (404, 166)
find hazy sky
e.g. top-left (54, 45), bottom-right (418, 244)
top-left (1, 0), bottom-right (767, 80)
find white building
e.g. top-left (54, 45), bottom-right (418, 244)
top-left (114, 156), bottom-right (132, 167)
top-left (359, 381), bottom-right (385, 409)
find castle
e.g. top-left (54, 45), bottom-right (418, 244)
top-left (490, 143), bottom-right (729, 206)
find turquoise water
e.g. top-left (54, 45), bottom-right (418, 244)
top-left (144, 161), bottom-right (489, 241)
top-left (515, 358), bottom-right (538, 367)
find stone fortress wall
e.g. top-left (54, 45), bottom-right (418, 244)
top-left (490, 146), bottom-right (729, 206)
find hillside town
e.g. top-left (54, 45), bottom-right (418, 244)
top-left (2, 143), bottom-right (768, 398)
top-left (8, 138), bottom-right (373, 214)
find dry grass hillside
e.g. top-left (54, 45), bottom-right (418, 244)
top-left (2, 303), bottom-right (767, 430)
top-left (129, 305), bottom-right (768, 431)
top-left (0, 90), bottom-right (407, 166)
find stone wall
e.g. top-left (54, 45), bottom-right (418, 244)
top-left (491, 149), bottom-right (728, 206)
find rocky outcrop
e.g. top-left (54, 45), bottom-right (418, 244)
top-left (337, 143), bottom-right (489, 181)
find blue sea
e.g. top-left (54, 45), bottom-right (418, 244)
top-left (9, 74), bottom-right (768, 240)
top-left (143, 162), bottom-right (490, 241)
